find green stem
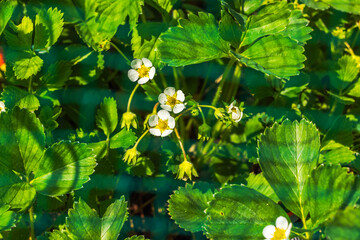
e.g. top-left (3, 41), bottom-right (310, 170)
top-left (73, 51), bottom-right (93, 65)
top-left (198, 106), bottom-right (206, 124)
top-left (134, 129), bottom-right (149, 148)
top-left (159, 71), bottom-right (168, 88)
top-left (173, 67), bottom-right (180, 90)
top-left (175, 105), bottom-right (197, 120)
top-left (174, 127), bottom-right (187, 162)
top-left (127, 84), bottom-right (140, 112)
top-left (110, 42), bottom-right (131, 66)
top-left (198, 104), bottom-right (218, 111)
top-left (106, 135), bottom-right (110, 160)
top-left (28, 77), bottom-right (32, 93)
top-left (29, 206), bottom-right (35, 240)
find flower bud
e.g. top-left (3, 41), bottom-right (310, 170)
top-left (121, 112), bottom-right (138, 130)
top-left (123, 147), bottom-right (140, 165)
top-left (198, 123), bottom-right (211, 141)
top-left (176, 160), bottom-right (198, 181)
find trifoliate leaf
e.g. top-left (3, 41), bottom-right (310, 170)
top-left (158, 12), bottom-right (230, 67)
top-left (331, 55), bottom-right (359, 92)
top-left (31, 141), bottom-right (96, 197)
top-left (35, 8), bottom-right (64, 49)
top-left (219, 10), bottom-right (242, 49)
top-left (12, 52), bottom-right (43, 80)
top-left (4, 16), bottom-right (33, 50)
top-left (96, 97), bottom-right (118, 137)
top-left (307, 165), bottom-right (357, 228)
top-left (110, 129), bottom-right (137, 149)
top-left (168, 183), bottom-right (214, 232)
top-left (246, 172), bottom-right (279, 203)
top-left (232, 35), bottom-right (305, 79)
top-left (0, 205), bottom-right (16, 231)
top-left (258, 119), bottom-right (320, 218)
top-left (66, 197), bottom-right (128, 240)
top-left (326, 207), bottom-right (360, 240)
top-left (0, 0), bottom-right (17, 36)
top-left (204, 185), bottom-right (288, 239)
top-left (301, 0), bottom-right (360, 15)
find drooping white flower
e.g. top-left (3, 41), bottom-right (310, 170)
top-left (0, 101), bottom-right (5, 113)
top-left (158, 87), bottom-right (185, 114)
top-left (128, 58), bottom-right (156, 84)
top-left (263, 216), bottom-right (292, 240)
top-left (227, 100), bottom-right (243, 123)
top-left (148, 110), bottom-right (175, 137)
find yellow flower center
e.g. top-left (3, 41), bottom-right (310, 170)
top-left (231, 107), bottom-right (237, 113)
top-left (156, 119), bottom-right (170, 133)
top-left (0, 106), bottom-right (3, 112)
top-left (271, 228), bottom-right (286, 240)
top-left (137, 64), bottom-right (151, 78)
top-left (166, 94), bottom-right (181, 108)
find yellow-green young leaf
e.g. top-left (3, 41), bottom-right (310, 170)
top-left (158, 12), bottom-right (230, 67)
top-left (124, 236), bottom-right (148, 240)
top-left (246, 173), bottom-right (279, 203)
top-left (0, 0), bottom-right (17, 36)
top-left (13, 53), bottom-right (43, 80)
top-left (66, 197), bottom-right (128, 240)
top-left (258, 119), bottom-right (320, 218)
top-left (4, 16), bottom-right (33, 50)
top-left (241, 1), bottom-right (291, 46)
top-left (204, 185), bottom-right (288, 239)
top-left (233, 35), bottom-right (305, 79)
top-left (48, 230), bottom-right (72, 240)
top-left (16, 94), bottom-right (40, 111)
top-left (331, 55), bottom-right (359, 92)
top-left (168, 183), bottom-right (214, 232)
top-left (0, 205), bottom-right (16, 231)
top-left (96, 97), bottom-right (118, 137)
top-left (348, 78), bottom-right (360, 97)
top-left (31, 141), bottom-right (96, 197)
top-left (153, 0), bottom-right (178, 13)
top-left (110, 129), bottom-right (137, 149)
top-left (302, 0), bottom-right (360, 14)
top-left (35, 8), bottom-right (64, 49)
top-left (326, 207), bottom-right (360, 240)
top-left (306, 165), bottom-right (358, 228)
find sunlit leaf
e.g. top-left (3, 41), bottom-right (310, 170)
top-left (0, 205), bottom-right (16, 231)
top-left (326, 207), bottom-right (360, 239)
top-left (35, 8), bottom-right (64, 49)
top-left (0, 0), bottom-right (17, 36)
top-left (301, 0), bottom-right (360, 14)
top-left (96, 97), bottom-right (118, 137)
top-left (110, 129), bottom-right (137, 149)
top-left (246, 172), bottom-right (279, 203)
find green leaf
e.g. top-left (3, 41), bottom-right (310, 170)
top-left (241, 2), bottom-right (291, 47)
top-left (1, 86), bottom-right (29, 110)
top-left (48, 230), bottom-right (72, 240)
top-left (0, 0), bottom-right (17, 36)
top-left (243, 0), bottom-right (265, 15)
top-left (4, 16), bottom-right (33, 50)
top-left (326, 207), bottom-right (360, 240)
top-left (153, 0), bottom-right (178, 13)
top-left (0, 205), bottom-right (16, 231)
top-left (35, 8), bottom-right (64, 49)
top-left (219, 10), bottom-right (242, 49)
top-left (280, 9), bottom-right (312, 45)
top-left (67, 197), bottom-right (128, 240)
top-left (16, 94), bottom-right (40, 111)
top-left (258, 119), bottom-right (320, 218)
top-left (348, 78), bottom-right (360, 97)
top-left (232, 35), bottom-right (306, 79)
top-left (96, 97), bottom-right (118, 137)
top-left (246, 173), bottom-right (279, 203)
top-left (168, 183), bottom-right (214, 232)
top-left (302, 0), bottom-right (360, 14)
top-left (158, 12), bottom-right (230, 67)
top-left (41, 61), bottom-right (73, 90)
top-left (31, 141), bottom-right (96, 197)
top-left (331, 55), bottom-right (359, 92)
top-left (12, 52), bottom-right (43, 80)
top-left (204, 185), bottom-right (288, 239)
top-left (307, 165), bottom-right (357, 228)
top-left (320, 145), bottom-right (355, 165)
top-left (323, 116), bottom-right (353, 147)
top-left (124, 236), bottom-right (148, 240)
top-left (110, 129), bottom-right (137, 149)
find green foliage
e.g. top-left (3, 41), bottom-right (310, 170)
top-left (301, 0), bottom-right (360, 14)
top-left (158, 12), bottom-right (230, 66)
top-left (0, 205), bottom-right (16, 231)
top-left (110, 128), bottom-right (137, 149)
top-left (66, 197), bottom-right (128, 240)
top-left (0, 0), bottom-right (17, 36)
top-left (331, 55), bottom-right (359, 92)
top-left (326, 207), bottom-right (360, 240)
top-left (258, 119), bottom-right (320, 218)
top-left (246, 172), bottom-right (279, 203)
top-left (96, 97), bottom-right (118, 137)
top-left (204, 185), bottom-right (288, 239)
top-left (219, 10), bottom-right (242, 49)
top-left (168, 183), bottom-right (214, 232)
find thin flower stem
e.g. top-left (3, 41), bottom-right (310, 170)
top-left (28, 77), bottom-right (32, 93)
top-left (198, 106), bottom-right (206, 124)
top-left (173, 67), bottom-right (180, 90)
top-left (29, 205), bottom-right (35, 240)
top-left (73, 51), bottom-right (93, 65)
top-left (153, 102), bottom-right (159, 113)
top-left (134, 129), bottom-right (149, 148)
top-left (174, 105), bottom-right (197, 120)
top-left (127, 84), bottom-right (140, 112)
top-left (110, 42), bottom-right (131, 66)
top-left (198, 105), bottom-right (218, 111)
top-left (174, 127), bottom-right (187, 162)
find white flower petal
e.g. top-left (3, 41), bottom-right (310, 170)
top-left (158, 93), bottom-right (167, 104)
top-left (150, 128), bottom-right (161, 136)
top-left (173, 104), bottom-right (185, 114)
top-left (285, 222), bottom-right (292, 237)
top-left (160, 104), bottom-right (172, 112)
top-left (138, 77), bottom-right (150, 84)
top-left (148, 115), bottom-right (159, 127)
top-left (276, 216), bottom-right (289, 230)
top-left (228, 101), bottom-right (235, 113)
top-left (232, 112), bottom-right (240, 121)
top-left (161, 129), bottom-right (173, 137)
top-left (164, 87), bottom-right (176, 96)
top-left (262, 225), bottom-right (275, 238)
top-left (128, 69), bottom-right (139, 82)
top-left (176, 90), bottom-right (185, 102)
top-left (149, 67), bottom-right (156, 79)
top-left (158, 110), bottom-right (170, 120)
top-left (167, 116), bottom-right (175, 129)
top-left (142, 58), bottom-right (152, 68)
top-left (131, 59), bottom-right (142, 69)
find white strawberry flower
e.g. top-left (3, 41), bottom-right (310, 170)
top-left (0, 101), bottom-right (5, 113)
top-left (128, 58), bottom-right (156, 84)
top-left (263, 216), bottom-right (292, 240)
top-left (148, 110), bottom-right (175, 137)
top-left (158, 87), bottom-right (185, 114)
top-left (227, 100), bottom-right (243, 123)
